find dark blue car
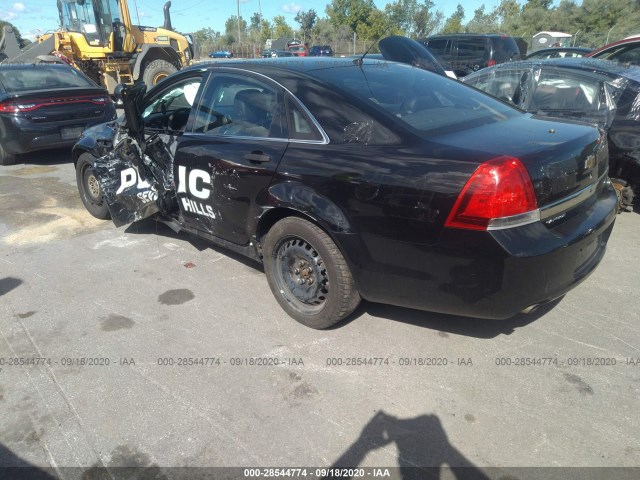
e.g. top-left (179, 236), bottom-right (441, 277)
top-left (209, 50), bottom-right (233, 59)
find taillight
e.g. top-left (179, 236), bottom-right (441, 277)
top-left (487, 59), bottom-right (497, 66)
top-left (0, 101), bottom-right (21, 113)
top-left (445, 156), bottom-right (539, 231)
top-left (0, 95), bottom-right (110, 113)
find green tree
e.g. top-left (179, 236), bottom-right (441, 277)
top-left (414, 3), bottom-right (444, 38)
top-left (385, 0), bottom-right (419, 35)
top-left (273, 15), bottom-right (294, 39)
top-left (260, 19), bottom-right (273, 45)
top-left (326, 0), bottom-right (375, 33)
top-left (250, 12), bottom-right (262, 32)
top-left (224, 15), bottom-right (247, 39)
top-left (311, 17), bottom-right (336, 45)
top-left (442, 4), bottom-right (465, 33)
top-left (465, 5), bottom-right (500, 33)
top-left (356, 8), bottom-right (393, 42)
top-left (295, 10), bottom-right (317, 42)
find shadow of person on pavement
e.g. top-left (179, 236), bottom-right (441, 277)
top-left (0, 442), bottom-right (56, 479)
top-left (326, 411), bottom-right (490, 480)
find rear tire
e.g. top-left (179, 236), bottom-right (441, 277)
top-left (0, 143), bottom-right (17, 166)
top-left (76, 153), bottom-right (110, 219)
top-left (263, 217), bottom-right (360, 329)
top-left (142, 59), bottom-right (178, 89)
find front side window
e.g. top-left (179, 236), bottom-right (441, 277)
top-left (193, 74), bottom-right (284, 138)
top-left (142, 76), bottom-right (202, 131)
top-left (464, 69), bottom-right (528, 105)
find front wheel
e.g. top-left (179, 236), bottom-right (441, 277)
top-left (76, 153), bottom-right (110, 219)
top-left (263, 217), bottom-right (360, 329)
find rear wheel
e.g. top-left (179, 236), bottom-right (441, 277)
top-left (142, 59), bottom-right (178, 88)
top-left (76, 153), bottom-right (110, 219)
top-left (0, 143), bottom-right (17, 166)
top-left (263, 217), bottom-right (360, 329)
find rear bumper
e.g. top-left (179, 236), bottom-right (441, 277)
top-left (0, 107), bottom-right (116, 155)
top-left (338, 181), bottom-right (618, 320)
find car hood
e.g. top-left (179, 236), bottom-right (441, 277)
top-left (379, 36), bottom-right (447, 77)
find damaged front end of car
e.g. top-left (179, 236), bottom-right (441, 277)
top-left (88, 83), bottom-right (178, 227)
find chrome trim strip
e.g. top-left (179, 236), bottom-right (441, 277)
top-left (487, 209), bottom-right (541, 230)
top-left (539, 172), bottom-right (607, 221)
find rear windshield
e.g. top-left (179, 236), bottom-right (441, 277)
top-left (311, 62), bottom-right (520, 136)
top-left (0, 66), bottom-right (95, 93)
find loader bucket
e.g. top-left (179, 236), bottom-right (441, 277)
top-left (0, 28), bottom-right (56, 64)
top-left (0, 26), bottom-right (22, 62)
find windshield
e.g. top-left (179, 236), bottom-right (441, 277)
top-left (58, 0), bottom-right (104, 45)
top-left (313, 62), bottom-right (520, 136)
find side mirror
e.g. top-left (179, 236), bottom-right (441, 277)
top-left (114, 83), bottom-right (126, 102)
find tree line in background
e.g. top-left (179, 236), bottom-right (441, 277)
top-left (2, 0), bottom-right (638, 57)
top-left (194, 0), bottom-right (640, 57)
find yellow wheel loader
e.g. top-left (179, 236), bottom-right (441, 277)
top-left (0, 0), bottom-right (195, 94)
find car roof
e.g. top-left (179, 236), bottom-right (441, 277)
top-left (474, 57), bottom-right (640, 82)
top-left (182, 57), bottom-right (389, 76)
top-left (0, 62), bottom-right (75, 71)
top-left (424, 33), bottom-right (513, 39)
top-left (528, 47), bottom-right (592, 54)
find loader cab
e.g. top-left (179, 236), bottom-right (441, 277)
top-left (57, 0), bottom-right (127, 51)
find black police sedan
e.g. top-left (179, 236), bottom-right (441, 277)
top-left (73, 56), bottom-right (617, 329)
top-left (0, 63), bottom-right (116, 165)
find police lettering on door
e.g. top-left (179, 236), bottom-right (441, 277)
top-left (177, 165), bottom-right (216, 219)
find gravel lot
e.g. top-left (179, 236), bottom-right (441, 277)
top-left (1, 148), bottom-right (639, 479)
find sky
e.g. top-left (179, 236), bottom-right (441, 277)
top-left (0, 0), bottom-right (499, 40)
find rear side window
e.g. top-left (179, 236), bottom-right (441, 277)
top-left (424, 39), bottom-right (449, 57)
top-left (285, 95), bottom-right (324, 142)
top-left (456, 38), bottom-right (489, 62)
top-left (0, 66), bottom-right (95, 92)
top-left (193, 74), bottom-right (285, 139)
top-left (528, 71), bottom-right (602, 114)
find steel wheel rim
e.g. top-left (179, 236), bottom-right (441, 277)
top-left (274, 236), bottom-right (329, 313)
top-left (83, 166), bottom-right (102, 203)
top-left (87, 174), bottom-right (100, 199)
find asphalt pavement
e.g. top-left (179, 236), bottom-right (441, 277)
top-left (0, 148), bottom-right (639, 479)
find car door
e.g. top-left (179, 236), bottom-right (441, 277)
top-left (174, 70), bottom-right (289, 245)
top-left (92, 74), bottom-right (204, 227)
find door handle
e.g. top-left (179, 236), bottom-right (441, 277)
top-left (244, 152), bottom-right (271, 163)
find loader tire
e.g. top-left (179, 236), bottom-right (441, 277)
top-left (142, 60), bottom-right (177, 88)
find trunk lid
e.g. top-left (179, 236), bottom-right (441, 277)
top-left (428, 114), bottom-right (607, 208)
